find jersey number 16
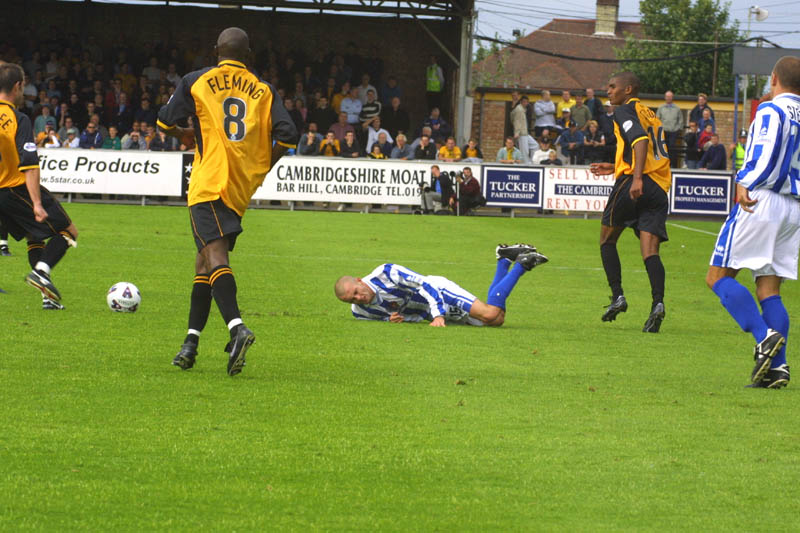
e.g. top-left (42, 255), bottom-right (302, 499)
top-left (646, 125), bottom-right (669, 160)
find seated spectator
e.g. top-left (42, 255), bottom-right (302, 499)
top-left (582, 120), bottom-right (605, 164)
top-left (62, 128), bottom-right (80, 148)
top-left (380, 75), bottom-right (402, 107)
top-left (390, 134), bottom-right (413, 159)
top-left (34, 105), bottom-right (56, 137)
top-left (699, 133), bottom-right (726, 170)
top-left (285, 98), bottom-right (305, 137)
top-left (540, 149), bottom-right (563, 166)
top-left (329, 111), bottom-right (355, 143)
top-left (556, 108), bottom-right (574, 131)
top-left (421, 107), bottom-right (451, 145)
top-left (79, 123), bottom-right (103, 149)
top-left (437, 136), bottom-right (462, 162)
top-left (308, 96), bottom-right (337, 135)
top-left (461, 138), bottom-right (484, 162)
top-left (149, 130), bottom-right (179, 151)
top-left (697, 107), bottom-right (715, 133)
top-left (89, 113), bottom-right (108, 140)
top-left (340, 85), bottom-right (362, 126)
top-left (103, 125), bottom-right (122, 150)
top-left (37, 123), bottom-right (60, 148)
top-left (340, 130), bottom-right (361, 158)
top-left (166, 63), bottom-right (181, 87)
top-left (57, 117), bottom-right (76, 142)
top-left (697, 122), bottom-right (714, 151)
top-left (452, 167), bottom-right (485, 215)
top-left (135, 98), bottom-right (157, 126)
top-left (356, 73), bottom-right (377, 105)
top-left (380, 96), bottom-right (409, 139)
top-left (410, 126), bottom-right (434, 151)
top-left (143, 123), bottom-right (157, 148)
top-left (496, 136), bottom-right (523, 164)
top-left (112, 92), bottom-right (134, 133)
top-left (532, 137), bottom-right (554, 164)
top-left (331, 81), bottom-right (350, 114)
top-left (414, 134), bottom-right (437, 160)
top-left (368, 143), bottom-right (387, 159)
top-left (558, 121), bottom-right (584, 164)
top-left (365, 116), bottom-right (392, 154)
top-left (142, 57), bottom-right (162, 82)
top-left (319, 131), bottom-right (341, 156)
top-left (298, 124), bottom-right (322, 156)
top-left (122, 130), bottom-right (147, 150)
top-left (421, 165), bottom-right (455, 214)
top-left (358, 89), bottom-right (381, 124)
top-left (374, 132), bottom-right (393, 158)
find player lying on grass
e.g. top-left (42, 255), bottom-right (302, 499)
top-left (334, 244), bottom-right (548, 327)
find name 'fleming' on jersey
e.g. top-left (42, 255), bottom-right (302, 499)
top-left (737, 93), bottom-right (800, 197)
top-left (0, 99), bottom-right (39, 189)
top-left (613, 98), bottom-right (672, 193)
top-left (157, 60), bottom-right (297, 216)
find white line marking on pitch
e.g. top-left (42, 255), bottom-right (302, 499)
top-left (667, 222), bottom-right (719, 236)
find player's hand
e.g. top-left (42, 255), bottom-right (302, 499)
top-left (737, 183), bottom-right (758, 213)
top-left (590, 162), bottom-right (614, 175)
top-left (33, 203), bottom-right (48, 223)
top-left (430, 316), bottom-right (446, 327)
top-left (630, 177), bottom-right (643, 200)
top-left (389, 312), bottom-right (404, 323)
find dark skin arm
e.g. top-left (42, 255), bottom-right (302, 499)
top-left (629, 138), bottom-right (648, 200)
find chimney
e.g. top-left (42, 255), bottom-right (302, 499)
top-left (594, 0), bottom-right (619, 36)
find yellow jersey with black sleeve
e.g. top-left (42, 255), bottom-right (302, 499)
top-left (157, 60), bottom-right (298, 216)
top-left (613, 98), bottom-right (672, 193)
top-left (0, 99), bottom-right (39, 189)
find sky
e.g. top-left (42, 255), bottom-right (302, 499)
top-left (475, 0), bottom-right (800, 50)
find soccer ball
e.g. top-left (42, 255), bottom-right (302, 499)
top-left (107, 282), bottom-right (141, 313)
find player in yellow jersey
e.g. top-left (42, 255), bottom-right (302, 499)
top-left (590, 72), bottom-right (672, 333)
top-left (157, 28), bottom-right (297, 376)
top-left (0, 62), bottom-right (78, 310)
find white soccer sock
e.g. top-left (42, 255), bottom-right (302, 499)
top-left (187, 329), bottom-right (202, 337)
top-left (227, 318), bottom-right (243, 330)
top-left (35, 261), bottom-right (51, 275)
top-left (0, 240), bottom-right (7, 246)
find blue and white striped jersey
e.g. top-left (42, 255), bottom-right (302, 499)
top-left (737, 93), bottom-right (800, 196)
top-left (352, 263), bottom-right (448, 322)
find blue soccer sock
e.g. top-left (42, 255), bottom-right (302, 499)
top-left (760, 295), bottom-right (789, 367)
top-left (488, 258), bottom-right (511, 299)
top-left (712, 277), bottom-right (768, 343)
top-left (487, 262), bottom-right (526, 310)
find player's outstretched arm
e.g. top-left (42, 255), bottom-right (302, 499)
top-left (590, 162), bottom-right (614, 175)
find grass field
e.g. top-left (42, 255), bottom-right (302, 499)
top-left (1, 203), bottom-right (799, 531)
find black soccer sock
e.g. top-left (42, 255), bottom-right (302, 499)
top-left (185, 273), bottom-right (212, 346)
top-left (600, 242), bottom-right (623, 299)
top-left (209, 265), bottom-right (242, 337)
top-left (27, 241), bottom-right (45, 269)
top-left (644, 254), bottom-right (665, 307)
top-left (41, 232), bottom-right (72, 271)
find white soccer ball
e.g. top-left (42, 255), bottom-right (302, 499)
top-left (107, 282), bottom-right (141, 313)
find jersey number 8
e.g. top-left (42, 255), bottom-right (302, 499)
top-left (646, 125), bottom-right (669, 160)
top-left (223, 97), bottom-right (247, 141)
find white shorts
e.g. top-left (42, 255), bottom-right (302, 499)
top-left (425, 275), bottom-right (483, 326)
top-left (710, 189), bottom-right (800, 279)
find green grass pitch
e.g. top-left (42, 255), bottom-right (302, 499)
top-left (1, 203), bottom-right (799, 530)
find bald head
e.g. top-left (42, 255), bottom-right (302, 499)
top-left (216, 27), bottom-right (250, 63)
top-left (335, 276), bottom-right (357, 301)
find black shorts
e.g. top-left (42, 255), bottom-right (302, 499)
top-left (189, 199), bottom-right (242, 252)
top-left (0, 184), bottom-right (73, 242)
top-left (601, 174), bottom-right (669, 242)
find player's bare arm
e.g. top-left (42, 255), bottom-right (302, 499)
top-left (271, 143), bottom-right (290, 167)
top-left (23, 168), bottom-right (47, 222)
top-left (590, 162), bottom-right (614, 175)
top-left (629, 139), bottom-right (649, 200)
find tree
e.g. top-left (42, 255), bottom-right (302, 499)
top-left (471, 34), bottom-right (517, 89)
top-left (616, 0), bottom-right (742, 96)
